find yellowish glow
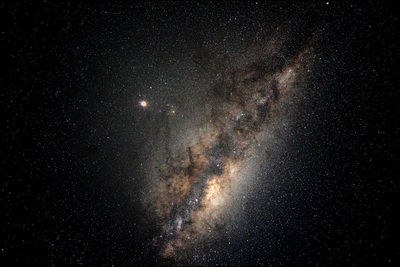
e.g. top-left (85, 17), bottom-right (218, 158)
top-left (140, 100), bottom-right (148, 107)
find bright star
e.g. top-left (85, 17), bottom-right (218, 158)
top-left (139, 100), bottom-right (148, 108)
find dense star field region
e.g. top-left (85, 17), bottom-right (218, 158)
top-left (2, 1), bottom-right (400, 265)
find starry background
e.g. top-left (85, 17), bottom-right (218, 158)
top-left (2, 1), bottom-right (399, 265)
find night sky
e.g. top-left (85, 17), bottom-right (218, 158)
top-left (2, 1), bottom-right (400, 265)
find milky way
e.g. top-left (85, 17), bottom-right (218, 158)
top-left (142, 34), bottom-right (316, 262)
top-left (4, 1), bottom-right (397, 266)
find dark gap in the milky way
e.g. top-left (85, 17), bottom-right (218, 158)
top-left (241, 62), bottom-right (268, 86)
top-left (204, 161), bottom-right (225, 177)
top-left (234, 113), bottom-right (258, 136)
top-left (269, 79), bottom-right (280, 101)
top-left (265, 54), bottom-right (287, 73)
top-left (256, 102), bottom-right (270, 126)
top-left (211, 80), bottom-right (231, 101)
top-left (211, 133), bottom-right (234, 159)
top-left (184, 147), bottom-right (195, 177)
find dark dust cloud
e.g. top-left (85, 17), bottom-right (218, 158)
top-left (3, 1), bottom-right (399, 266)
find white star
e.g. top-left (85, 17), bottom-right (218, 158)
top-left (139, 100), bottom-right (148, 108)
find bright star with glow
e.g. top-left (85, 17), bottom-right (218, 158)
top-left (139, 100), bottom-right (148, 108)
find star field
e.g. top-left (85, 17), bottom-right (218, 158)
top-left (2, 1), bottom-right (399, 265)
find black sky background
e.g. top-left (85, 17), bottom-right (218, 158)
top-left (2, 1), bottom-right (400, 265)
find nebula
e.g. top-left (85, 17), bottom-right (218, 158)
top-left (143, 35), bottom-right (315, 262)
